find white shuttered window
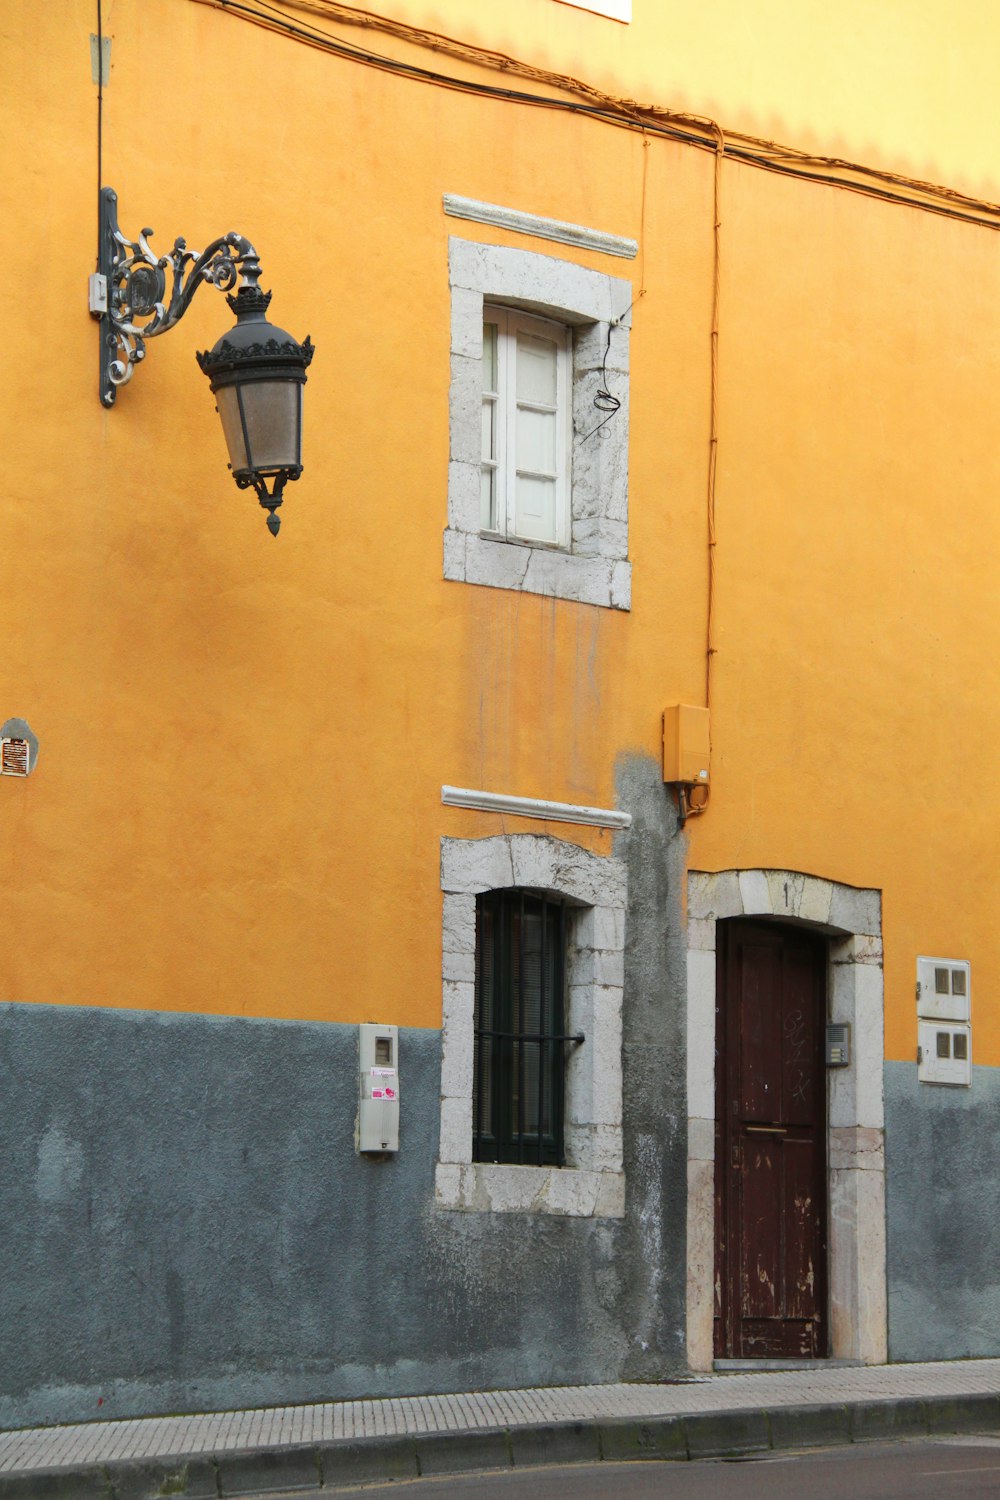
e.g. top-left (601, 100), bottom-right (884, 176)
top-left (481, 306), bottom-right (571, 546)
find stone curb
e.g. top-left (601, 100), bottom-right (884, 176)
top-left (2, 1394), bottom-right (999, 1498)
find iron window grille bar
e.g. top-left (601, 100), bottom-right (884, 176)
top-left (476, 1030), bottom-right (585, 1041)
top-left (473, 890), bottom-right (582, 1167)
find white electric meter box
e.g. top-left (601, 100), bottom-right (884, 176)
top-left (918, 1021), bottom-right (971, 1086)
top-left (359, 1022), bottom-right (400, 1153)
top-left (917, 957), bottom-right (971, 1086)
top-left (916, 956), bottom-right (970, 1022)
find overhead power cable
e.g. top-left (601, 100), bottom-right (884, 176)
top-left (190, 0), bottom-right (1000, 230)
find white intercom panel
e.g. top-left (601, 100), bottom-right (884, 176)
top-left (917, 957), bottom-right (971, 1086)
top-left (359, 1022), bottom-right (400, 1152)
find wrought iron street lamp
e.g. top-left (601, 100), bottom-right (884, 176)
top-left (89, 187), bottom-right (314, 535)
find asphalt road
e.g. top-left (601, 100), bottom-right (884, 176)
top-left (256, 1436), bottom-right (1000, 1499)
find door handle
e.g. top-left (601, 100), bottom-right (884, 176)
top-left (745, 1124), bottom-right (787, 1134)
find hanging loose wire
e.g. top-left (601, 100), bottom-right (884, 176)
top-left (582, 136), bottom-right (649, 444)
top-left (580, 320), bottom-right (622, 444)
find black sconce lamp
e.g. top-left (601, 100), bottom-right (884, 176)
top-left (89, 187), bottom-right (314, 535)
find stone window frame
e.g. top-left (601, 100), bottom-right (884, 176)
top-left (435, 834), bottom-right (627, 1217)
top-left (444, 237), bottom-right (632, 612)
top-left (685, 869), bottom-right (887, 1369)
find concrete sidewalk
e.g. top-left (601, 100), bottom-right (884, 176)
top-left (2, 1358), bottom-right (999, 1498)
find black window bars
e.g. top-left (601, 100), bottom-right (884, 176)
top-left (473, 890), bottom-right (584, 1166)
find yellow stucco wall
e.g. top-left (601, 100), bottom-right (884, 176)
top-left (0, 1), bottom-right (997, 1067)
top-left (377, 0), bottom-right (1000, 198)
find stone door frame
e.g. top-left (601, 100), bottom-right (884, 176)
top-left (686, 869), bottom-right (887, 1369)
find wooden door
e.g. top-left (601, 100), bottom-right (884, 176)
top-left (714, 919), bottom-right (828, 1358)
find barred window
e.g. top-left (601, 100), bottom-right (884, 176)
top-left (474, 890), bottom-right (580, 1166)
top-left (437, 836), bottom-right (626, 1218)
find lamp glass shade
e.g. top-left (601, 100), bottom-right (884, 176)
top-left (216, 379), bottom-right (302, 476)
top-left (215, 385), bottom-right (249, 473)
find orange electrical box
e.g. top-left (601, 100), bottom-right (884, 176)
top-left (662, 704), bottom-right (710, 786)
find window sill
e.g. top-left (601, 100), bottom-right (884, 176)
top-left (479, 529), bottom-right (569, 553)
top-left (434, 1161), bottom-right (626, 1218)
top-left (444, 528), bottom-right (631, 611)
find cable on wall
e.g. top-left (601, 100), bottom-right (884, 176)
top-left (580, 132), bottom-right (650, 443)
top-left (706, 123), bottom-right (723, 713)
top-left (186, 0), bottom-right (999, 830)
top-left (96, 0), bottom-right (104, 271)
top-left (189, 0), bottom-right (1000, 231)
top-left (684, 122), bottom-right (725, 823)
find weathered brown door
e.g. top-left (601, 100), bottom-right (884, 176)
top-left (714, 919), bottom-right (828, 1358)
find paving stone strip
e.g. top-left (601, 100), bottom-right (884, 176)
top-left (1, 1359), bottom-right (999, 1496)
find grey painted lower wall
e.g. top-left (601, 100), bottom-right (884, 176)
top-left (0, 756), bottom-right (688, 1427)
top-left (885, 1060), bottom-right (1000, 1361)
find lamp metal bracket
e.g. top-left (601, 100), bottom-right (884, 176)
top-left (91, 186), bottom-right (262, 408)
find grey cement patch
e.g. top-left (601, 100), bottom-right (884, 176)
top-left (885, 1059), bottom-right (1000, 1360)
top-left (613, 754), bottom-right (689, 1378)
top-left (0, 765), bottom-right (689, 1427)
